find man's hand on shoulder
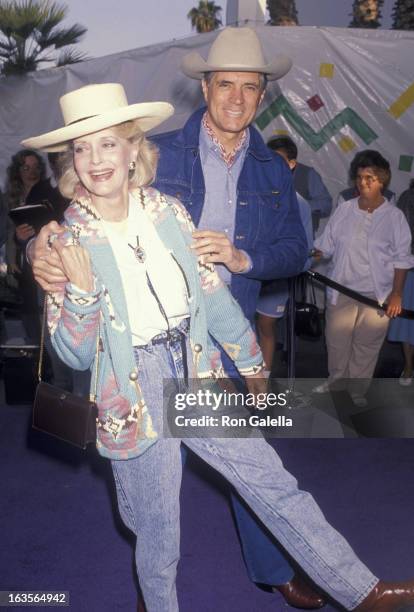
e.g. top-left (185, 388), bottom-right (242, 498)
top-left (29, 221), bottom-right (68, 292)
top-left (191, 229), bottom-right (250, 273)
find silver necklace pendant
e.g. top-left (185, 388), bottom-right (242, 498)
top-left (128, 236), bottom-right (146, 263)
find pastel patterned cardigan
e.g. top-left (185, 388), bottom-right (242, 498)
top-left (47, 186), bottom-right (264, 460)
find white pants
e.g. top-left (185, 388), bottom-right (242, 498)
top-left (325, 294), bottom-right (389, 394)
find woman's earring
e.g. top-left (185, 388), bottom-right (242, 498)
top-left (128, 161), bottom-right (136, 180)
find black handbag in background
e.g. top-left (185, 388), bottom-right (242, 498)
top-left (295, 274), bottom-right (322, 340)
top-left (32, 301), bottom-right (99, 449)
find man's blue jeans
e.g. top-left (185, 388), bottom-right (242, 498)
top-left (111, 334), bottom-right (377, 611)
top-left (199, 349), bottom-right (294, 586)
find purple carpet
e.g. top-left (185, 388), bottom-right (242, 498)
top-left (1, 401), bottom-right (414, 611)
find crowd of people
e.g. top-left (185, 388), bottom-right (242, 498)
top-left (1, 25), bottom-right (414, 612)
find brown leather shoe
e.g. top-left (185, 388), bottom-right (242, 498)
top-left (137, 598), bottom-right (146, 612)
top-left (274, 574), bottom-right (325, 609)
top-left (355, 580), bottom-right (414, 611)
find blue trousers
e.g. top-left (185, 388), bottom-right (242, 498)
top-left (217, 350), bottom-right (293, 586)
top-left (111, 334), bottom-right (377, 611)
top-left (180, 443), bottom-right (293, 585)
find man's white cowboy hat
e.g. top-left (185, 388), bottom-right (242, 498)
top-left (181, 27), bottom-right (292, 81)
top-left (21, 83), bottom-right (174, 152)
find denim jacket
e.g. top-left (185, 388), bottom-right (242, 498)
top-left (152, 107), bottom-right (307, 322)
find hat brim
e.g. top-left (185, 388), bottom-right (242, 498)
top-left (21, 102), bottom-right (174, 152)
top-left (181, 52), bottom-right (292, 81)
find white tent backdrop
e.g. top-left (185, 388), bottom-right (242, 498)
top-left (0, 25), bottom-right (413, 202)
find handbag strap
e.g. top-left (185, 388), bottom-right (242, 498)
top-left (37, 295), bottom-right (101, 402)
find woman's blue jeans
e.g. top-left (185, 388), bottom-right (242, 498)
top-left (111, 334), bottom-right (377, 612)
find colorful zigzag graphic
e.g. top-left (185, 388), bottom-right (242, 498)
top-left (255, 95), bottom-right (378, 151)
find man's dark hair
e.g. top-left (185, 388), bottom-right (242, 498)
top-left (203, 72), bottom-right (268, 92)
top-left (267, 136), bottom-right (298, 161)
top-left (349, 149), bottom-right (391, 190)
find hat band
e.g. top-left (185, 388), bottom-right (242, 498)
top-left (67, 114), bottom-right (98, 126)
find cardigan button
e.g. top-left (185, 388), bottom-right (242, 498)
top-left (194, 343), bottom-right (202, 353)
top-left (129, 371), bottom-right (138, 381)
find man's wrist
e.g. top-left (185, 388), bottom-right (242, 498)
top-left (232, 249), bottom-right (252, 274)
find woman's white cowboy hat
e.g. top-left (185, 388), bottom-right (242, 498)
top-left (181, 27), bottom-right (292, 81)
top-left (21, 83), bottom-right (174, 152)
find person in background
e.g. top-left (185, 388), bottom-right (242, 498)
top-left (269, 136), bottom-right (332, 234)
top-left (5, 149), bottom-right (46, 342)
top-left (25, 152), bottom-right (69, 222)
top-left (337, 149), bottom-right (396, 208)
top-left (388, 178), bottom-right (414, 385)
top-left (5, 149), bottom-right (46, 267)
top-left (5, 149), bottom-right (76, 390)
top-left (313, 151), bottom-right (414, 406)
top-left (257, 137), bottom-right (313, 376)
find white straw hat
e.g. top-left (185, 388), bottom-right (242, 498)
top-left (181, 27), bottom-right (292, 81)
top-left (21, 83), bottom-right (174, 152)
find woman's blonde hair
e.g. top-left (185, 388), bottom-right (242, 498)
top-left (58, 120), bottom-right (159, 199)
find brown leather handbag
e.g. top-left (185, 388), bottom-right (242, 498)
top-left (32, 301), bottom-right (99, 449)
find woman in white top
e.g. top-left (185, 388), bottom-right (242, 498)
top-left (314, 150), bottom-right (414, 405)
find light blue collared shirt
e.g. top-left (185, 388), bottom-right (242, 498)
top-left (198, 121), bottom-right (250, 285)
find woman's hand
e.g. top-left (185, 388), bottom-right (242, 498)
top-left (30, 222), bottom-right (68, 291)
top-left (385, 291), bottom-right (402, 318)
top-left (311, 248), bottom-right (323, 260)
top-left (52, 240), bottom-right (94, 293)
top-left (386, 269), bottom-right (407, 318)
top-left (15, 223), bottom-right (35, 242)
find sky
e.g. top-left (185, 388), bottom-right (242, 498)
top-left (64, 0), bottom-right (395, 60)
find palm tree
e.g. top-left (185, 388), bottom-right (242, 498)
top-left (267, 0), bottom-right (298, 26)
top-left (0, 0), bottom-right (87, 76)
top-left (349, 0), bottom-right (384, 28)
top-left (187, 1), bottom-right (222, 33)
top-left (392, 0), bottom-right (414, 29)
